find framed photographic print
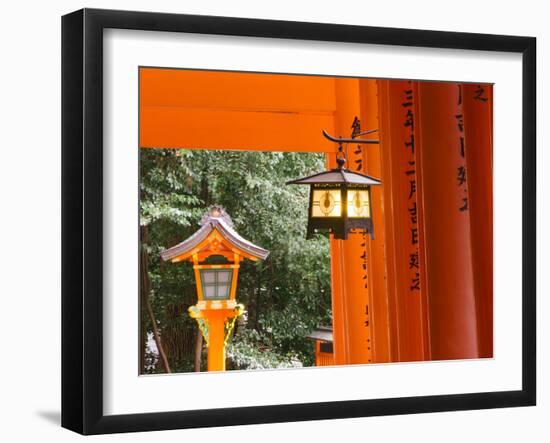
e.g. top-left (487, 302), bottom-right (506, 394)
top-left (61, 8), bottom-right (536, 435)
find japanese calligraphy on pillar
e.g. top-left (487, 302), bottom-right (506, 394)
top-left (473, 84), bottom-right (489, 102)
top-left (350, 116), bottom-right (369, 291)
top-left (402, 83), bottom-right (420, 292)
top-left (456, 86), bottom-right (468, 212)
top-left (351, 116), bottom-right (363, 171)
top-left (350, 116), bottom-right (371, 351)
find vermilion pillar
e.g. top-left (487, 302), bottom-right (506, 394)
top-left (377, 80), bottom-right (431, 362)
top-left (416, 82), bottom-right (479, 360)
top-left (359, 79), bottom-right (392, 363)
top-left (329, 78), bottom-right (373, 365)
top-left (463, 83), bottom-right (493, 358)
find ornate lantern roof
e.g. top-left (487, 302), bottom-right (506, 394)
top-left (286, 165), bottom-right (381, 186)
top-left (160, 206), bottom-right (269, 263)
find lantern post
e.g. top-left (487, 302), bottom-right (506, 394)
top-left (161, 206), bottom-right (269, 371)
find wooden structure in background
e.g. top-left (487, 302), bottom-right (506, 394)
top-left (307, 326), bottom-right (335, 367)
top-left (142, 68), bottom-right (493, 365)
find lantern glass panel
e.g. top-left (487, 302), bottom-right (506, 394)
top-left (217, 285), bottom-right (230, 297)
top-left (200, 268), bottom-right (234, 300)
top-left (347, 189), bottom-right (370, 218)
top-left (217, 271), bottom-right (231, 284)
top-left (202, 271), bottom-right (216, 283)
top-left (204, 285), bottom-right (217, 299)
top-left (311, 189), bottom-right (342, 217)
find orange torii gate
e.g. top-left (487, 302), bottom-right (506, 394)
top-left (141, 67), bottom-right (493, 365)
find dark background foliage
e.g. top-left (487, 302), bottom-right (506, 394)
top-left (140, 148), bottom-right (332, 373)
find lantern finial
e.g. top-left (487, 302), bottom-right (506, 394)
top-left (200, 205), bottom-right (234, 228)
top-left (336, 144), bottom-right (346, 169)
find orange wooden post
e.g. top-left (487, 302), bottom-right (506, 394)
top-left (377, 80), bottom-right (430, 362)
top-left (329, 78), bottom-right (373, 365)
top-left (328, 237), bottom-right (349, 365)
top-left (359, 79), bottom-right (392, 363)
top-left (413, 82), bottom-right (432, 361)
top-left (204, 310), bottom-right (228, 371)
top-left (415, 82), bottom-right (478, 360)
top-left (463, 83), bottom-right (494, 358)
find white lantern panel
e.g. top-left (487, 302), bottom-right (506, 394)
top-left (200, 268), bottom-right (234, 300)
top-left (347, 189), bottom-right (370, 218)
top-left (217, 270), bottom-right (232, 283)
top-left (201, 270), bottom-right (216, 283)
top-left (204, 285), bottom-right (217, 299)
top-left (311, 189), bottom-right (342, 217)
top-left (217, 285), bottom-right (230, 298)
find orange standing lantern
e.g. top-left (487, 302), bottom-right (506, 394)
top-left (161, 206), bottom-right (269, 371)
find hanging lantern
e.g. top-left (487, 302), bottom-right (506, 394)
top-left (287, 131), bottom-right (381, 240)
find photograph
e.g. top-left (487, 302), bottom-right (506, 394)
top-left (138, 67), bottom-right (494, 375)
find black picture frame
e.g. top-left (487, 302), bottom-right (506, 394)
top-left (61, 8), bottom-right (536, 435)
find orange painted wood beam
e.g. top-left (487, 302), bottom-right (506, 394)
top-left (140, 107), bottom-right (336, 152)
top-left (140, 68), bottom-right (338, 152)
top-left (140, 68), bottom-right (337, 111)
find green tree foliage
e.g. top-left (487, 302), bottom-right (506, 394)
top-left (140, 148), bottom-right (332, 372)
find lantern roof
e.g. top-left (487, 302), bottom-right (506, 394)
top-left (306, 326), bottom-right (333, 343)
top-left (160, 206), bottom-right (269, 263)
top-left (286, 168), bottom-right (381, 186)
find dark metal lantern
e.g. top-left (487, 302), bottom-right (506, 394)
top-left (287, 131), bottom-right (381, 240)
